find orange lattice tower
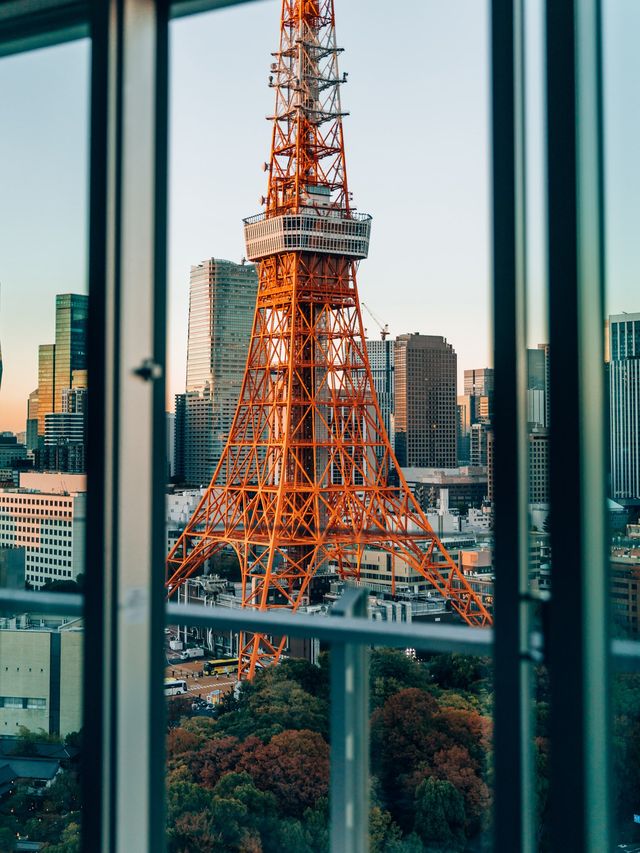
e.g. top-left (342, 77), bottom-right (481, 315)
top-left (167, 0), bottom-right (492, 678)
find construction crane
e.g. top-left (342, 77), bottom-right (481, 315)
top-left (361, 301), bottom-right (390, 340)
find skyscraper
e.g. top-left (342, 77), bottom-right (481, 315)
top-left (54, 294), bottom-right (88, 414)
top-left (527, 345), bottom-right (549, 428)
top-left (456, 394), bottom-right (473, 464)
top-left (394, 333), bottom-right (457, 468)
top-left (470, 421), bottom-right (491, 467)
top-left (464, 367), bottom-right (494, 397)
top-left (609, 313), bottom-right (640, 504)
top-left (459, 367), bottom-right (493, 466)
top-left (26, 389), bottom-right (39, 453)
top-left (37, 344), bottom-right (55, 435)
top-left (181, 259), bottom-right (258, 485)
top-left (36, 295), bottom-right (88, 437)
top-left (365, 338), bottom-right (395, 461)
top-left (528, 429), bottom-right (549, 504)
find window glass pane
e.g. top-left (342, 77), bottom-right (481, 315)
top-left (0, 38), bottom-right (89, 850)
top-left (603, 2), bottom-right (640, 846)
top-left (165, 619), bottom-right (330, 851)
top-left (167, 0), bottom-right (494, 849)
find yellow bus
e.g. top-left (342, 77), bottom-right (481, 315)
top-left (203, 658), bottom-right (238, 676)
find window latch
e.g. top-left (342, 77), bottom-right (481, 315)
top-left (132, 358), bottom-right (163, 382)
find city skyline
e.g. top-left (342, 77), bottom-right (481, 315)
top-left (1, 0), bottom-right (640, 434)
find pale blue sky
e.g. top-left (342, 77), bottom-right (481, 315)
top-left (0, 0), bottom-right (638, 434)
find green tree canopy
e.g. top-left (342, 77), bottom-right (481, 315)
top-left (414, 777), bottom-right (466, 851)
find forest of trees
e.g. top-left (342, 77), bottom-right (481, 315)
top-left (165, 651), bottom-right (494, 852)
top-left (1, 652), bottom-right (640, 850)
top-left (165, 651), bottom-right (640, 852)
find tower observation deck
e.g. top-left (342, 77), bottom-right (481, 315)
top-left (167, 0), bottom-right (492, 679)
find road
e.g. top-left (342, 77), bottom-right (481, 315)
top-left (165, 658), bottom-right (237, 702)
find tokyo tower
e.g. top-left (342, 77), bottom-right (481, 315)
top-left (167, 0), bottom-right (492, 679)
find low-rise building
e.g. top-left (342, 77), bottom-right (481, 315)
top-left (611, 546), bottom-right (640, 635)
top-left (327, 535), bottom-right (478, 599)
top-left (0, 473), bottom-right (86, 588)
top-left (403, 466), bottom-right (488, 512)
top-left (0, 615), bottom-right (82, 737)
top-left (166, 488), bottom-right (207, 553)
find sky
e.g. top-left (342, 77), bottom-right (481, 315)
top-left (0, 0), bottom-right (638, 435)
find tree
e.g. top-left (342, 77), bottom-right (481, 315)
top-left (370, 688), bottom-right (491, 835)
top-left (241, 729), bottom-right (329, 816)
top-left (0, 828), bottom-right (14, 852)
top-left (275, 658), bottom-right (329, 701)
top-left (216, 677), bottom-right (328, 741)
top-left (369, 649), bottom-right (429, 711)
top-left (41, 821), bottom-right (81, 852)
top-left (430, 744), bottom-right (491, 834)
top-left (414, 777), bottom-right (466, 851)
top-left (166, 779), bottom-right (224, 851)
top-left (302, 798), bottom-right (329, 853)
top-left (210, 772), bottom-right (280, 851)
top-left (166, 696), bottom-right (194, 729)
top-left (44, 770), bottom-right (82, 814)
top-left (370, 806), bottom-right (403, 852)
top-left (198, 736), bottom-right (259, 789)
top-left (64, 730), bottom-right (82, 751)
top-left (11, 726), bottom-right (60, 755)
top-left (426, 654), bottom-right (491, 693)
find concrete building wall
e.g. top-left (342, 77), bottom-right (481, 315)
top-left (0, 631), bottom-right (51, 734)
top-left (0, 627), bottom-right (82, 737)
top-left (59, 632), bottom-right (82, 736)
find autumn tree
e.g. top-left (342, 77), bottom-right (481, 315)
top-left (240, 729), bottom-right (329, 816)
top-left (216, 676), bottom-right (328, 741)
top-left (371, 687), bottom-right (492, 837)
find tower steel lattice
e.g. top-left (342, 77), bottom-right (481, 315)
top-left (167, 0), bottom-right (492, 679)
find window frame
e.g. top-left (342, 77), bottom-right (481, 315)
top-left (0, 1), bottom-right (631, 851)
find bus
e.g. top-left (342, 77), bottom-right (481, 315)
top-left (164, 679), bottom-right (188, 696)
top-left (203, 658), bottom-right (239, 677)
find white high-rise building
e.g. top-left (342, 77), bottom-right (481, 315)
top-left (610, 313), bottom-right (640, 503)
top-left (179, 259), bottom-right (258, 486)
top-left (0, 472), bottom-right (86, 588)
top-left (365, 339), bottom-right (395, 459)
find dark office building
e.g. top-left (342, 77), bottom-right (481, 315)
top-left (394, 333), bottom-right (457, 468)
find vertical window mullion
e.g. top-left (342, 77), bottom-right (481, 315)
top-left (491, 1), bottom-right (535, 850)
top-left (330, 587), bottom-right (370, 853)
top-left (546, 0), bottom-right (611, 850)
top-left (86, 1), bottom-right (168, 851)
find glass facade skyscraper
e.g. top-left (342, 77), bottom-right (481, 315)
top-left (182, 259), bottom-right (258, 485)
top-left (463, 367), bottom-right (494, 397)
top-left (54, 294), bottom-right (88, 415)
top-left (365, 338), bottom-right (394, 462)
top-left (37, 344), bottom-right (55, 435)
top-left (609, 312), bottom-right (640, 503)
top-left (35, 295), bottom-right (88, 436)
